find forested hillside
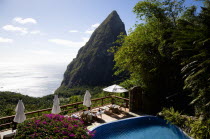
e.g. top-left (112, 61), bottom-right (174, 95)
top-left (0, 92), bottom-right (54, 117)
top-left (0, 88), bottom-right (106, 118)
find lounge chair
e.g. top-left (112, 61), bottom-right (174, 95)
top-left (100, 106), bottom-right (110, 114)
top-left (109, 104), bottom-right (120, 113)
top-left (71, 114), bottom-right (80, 119)
top-left (119, 103), bottom-right (127, 111)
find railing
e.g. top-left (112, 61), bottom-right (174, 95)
top-left (0, 96), bottom-right (129, 131)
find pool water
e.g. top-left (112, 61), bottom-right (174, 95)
top-left (91, 116), bottom-right (190, 139)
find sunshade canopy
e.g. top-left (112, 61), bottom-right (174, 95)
top-left (83, 90), bottom-right (92, 107)
top-left (103, 84), bottom-right (128, 93)
top-left (13, 100), bottom-right (26, 123)
top-left (52, 95), bottom-right (61, 114)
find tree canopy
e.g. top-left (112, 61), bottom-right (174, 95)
top-left (114, 0), bottom-right (210, 118)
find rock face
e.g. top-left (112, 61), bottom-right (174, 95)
top-left (60, 10), bottom-right (126, 88)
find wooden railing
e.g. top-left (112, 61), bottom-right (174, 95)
top-left (0, 96), bottom-right (129, 131)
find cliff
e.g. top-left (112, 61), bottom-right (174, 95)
top-left (59, 10), bottom-right (126, 88)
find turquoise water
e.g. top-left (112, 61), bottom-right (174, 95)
top-left (101, 125), bottom-right (183, 139)
top-left (91, 116), bottom-right (190, 139)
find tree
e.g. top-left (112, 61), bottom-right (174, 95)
top-left (113, 0), bottom-right (186, 113)
top-left (173, 0), bottom-right (210, 118)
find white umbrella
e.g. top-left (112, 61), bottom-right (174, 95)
top-left (52, 95), bottom-right (61, 114)
top-left (103, 84), bottom-right (128, 93)
top-left (83, 90), bottom-right (91, 108)
top-left (13, 100), bottom-right (26, 123)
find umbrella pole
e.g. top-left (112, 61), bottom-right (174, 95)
top-left (12, 121), bottom-right (17, 132)
top-left (111, 95), bottom-right (115, 104)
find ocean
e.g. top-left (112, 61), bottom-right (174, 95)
top-left (0, 63), bottom-right (67, 97)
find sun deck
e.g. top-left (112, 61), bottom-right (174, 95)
top-left (87, 107), bottom-right (139, 130)
top-left (0, 96), bottom-right (132, 138)
top-left (67, 105), bottom-right (141, 130)
top-left (0, 106), bottom-right (140, 139)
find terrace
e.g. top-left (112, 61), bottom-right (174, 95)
top-left (87, 108), bottom-right (139, 130)
top-left (0, 94), bottom-right (191, 139)
top-left (0, 96), bottom-right (136, 138)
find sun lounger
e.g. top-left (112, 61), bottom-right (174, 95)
top-left (71, 114), bottom-right (80, 119)
top-left (101, 106), bottom-right (110, 111)
top-left (119, 103), bottom-right (127, 111)
top-left (109, 104), bottom-right (120, 113)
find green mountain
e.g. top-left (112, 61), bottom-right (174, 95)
top-left (57, 11), bottom-right (126, 92)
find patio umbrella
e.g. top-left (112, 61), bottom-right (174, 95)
top-left (13, 100), bottom-right (26, 123)
top-left (103, 84), bottom-right (128, 93)
top-left (52, 95), bottom-right (61, 114)
top-left (83, 90), bottom-right (91, 109)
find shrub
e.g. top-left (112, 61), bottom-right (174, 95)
top-left (160, 107), bottom-right (210, 139)
top-left (190, 119), bottom-right (210, 139)
top-left (160, 107), bottom-right (187, 128)
top-left (16, 114), bottom-right (95, 139)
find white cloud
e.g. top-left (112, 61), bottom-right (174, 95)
top-left (85, 23), bottom-right (100, 34)
top-left (2, 25), bottom-right (28, 34)
top-left (0, 37), bottom-right (13, 43)
top-left (30, 30), bottom-right (43, 35)
top-left (14, 17), bottom-right (37, 24)
top-left (2, 25), bottom-right (43, 35)
top-left (30, 50), bottom-right (54, 55)
top-left (91, 23), bottom-right (100, 28)
top-left (49, 38), bottom-right (88, 47)
top-left (69, 30), bottom-right (79, 33)
top-left (82, 37), bottom-right (89, 42)
top-left (85, 30), bottom-right (94, 34)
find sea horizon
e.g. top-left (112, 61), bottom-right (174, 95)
top-left (0, 62), bottom-right (67, 97)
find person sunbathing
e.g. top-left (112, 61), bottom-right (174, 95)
top-left (96, 108), bottom-right (104, 118)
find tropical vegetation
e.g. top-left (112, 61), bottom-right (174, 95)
top-left (112, 0), bottom-right (210, 138)
top-left (161, 107), bottom-right (210, 139)
top-left (0, 91), bottom-right (54, 117)
top-left (1, 0), bottom-right (210, 138)
top-left (15, 114), bottom-right (94, 139)
top-left (0, 88), bottom-right (107, 118)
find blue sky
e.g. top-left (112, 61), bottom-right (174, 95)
top-left (0, 0), bottom-right (141, 66)
top-left (0, 0), bottom-right (203, 66)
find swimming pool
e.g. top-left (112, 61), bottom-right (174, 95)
top-left (91, 116), bottom-right (190, 139)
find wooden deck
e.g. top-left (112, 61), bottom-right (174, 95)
top-left (85, 107), bottom-right (140, 130)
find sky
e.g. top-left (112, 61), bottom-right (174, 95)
top-left (0, 0), bottom-right (204, 66)
top-left (0, 0), bottom-right (142, 66)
